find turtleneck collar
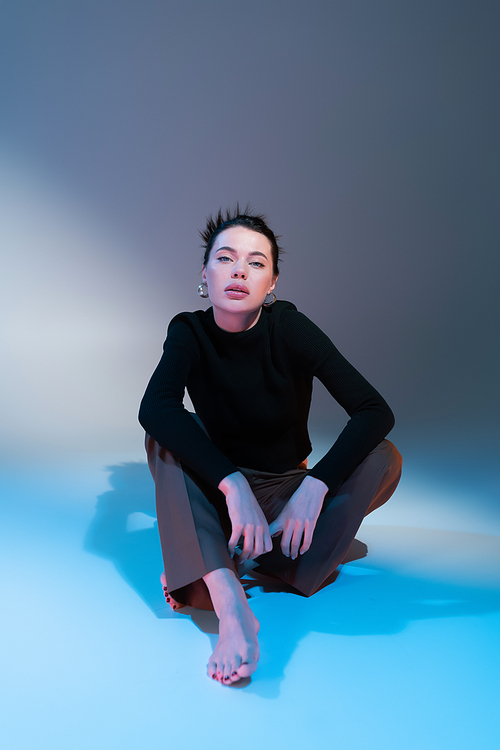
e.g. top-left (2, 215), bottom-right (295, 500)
top-left (205, 305), bottom-right (270, 339)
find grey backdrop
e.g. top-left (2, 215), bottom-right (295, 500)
top-left (1, 1), bottom-right (498, 513)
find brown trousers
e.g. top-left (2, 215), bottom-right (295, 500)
top-left (145, 429), bottom-right (403, 610)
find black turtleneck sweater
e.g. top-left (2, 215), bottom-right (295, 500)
top-left (138, 300), bottom-right (395, 496)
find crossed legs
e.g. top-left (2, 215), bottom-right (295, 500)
top-left (146, 434), bottom-right (403, 684)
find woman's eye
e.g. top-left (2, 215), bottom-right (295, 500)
top-left (216, 255), bottom-right (264, 267)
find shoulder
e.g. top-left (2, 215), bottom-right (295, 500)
top-left (167, 308), bottom-right (210, 333)
top-left (271, 300), bottom-right (337, 368)
top-left (163, 309), bottom-right (212, 355)
top-left (264, 299), bottom-right (299, 328)
top-left (271, 300), bottom-right (329, 338)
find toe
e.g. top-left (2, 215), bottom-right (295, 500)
top-left (228, 655), bottom-right (242, 683)
top-left (219, 662), bottom-right (227, 685)
top-left (237, 660), bottom-right (257, 679)
top-left (221, 664), bottom-right (230, 684)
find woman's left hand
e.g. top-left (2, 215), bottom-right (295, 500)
top-left (268, 475), bottom-right (329, 560)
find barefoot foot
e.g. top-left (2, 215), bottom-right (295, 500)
top-left (160, 571), bottom-right (185, 612)
top-left (204, 568), bottom-right (260, 685)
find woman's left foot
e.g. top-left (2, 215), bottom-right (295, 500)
top-left (203, 568), bottom-right (260, 685)
top-left (207, 597), bottom-right (260, 684)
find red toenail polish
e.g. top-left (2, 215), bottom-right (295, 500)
top-left (232, 671), bottom-right (237, 676)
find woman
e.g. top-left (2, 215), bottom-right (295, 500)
top-left (139, 207), bottom-right (402, 686)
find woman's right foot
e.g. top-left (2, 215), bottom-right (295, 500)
top-left (160, 571), bottom-right (184, 612)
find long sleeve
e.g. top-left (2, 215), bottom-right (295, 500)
top-left (138, 320), bottom-right (239, 488)
top-left (281, 310), bottom-right (395, 495)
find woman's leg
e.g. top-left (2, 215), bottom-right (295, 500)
top-left (251, 439), bottom-right (403, 597)
top-left (145, 433), bottom-right (236, 610)
top-left (145, 429), bottom-right (401, 681)
top-left (145, 433), bottom-right (260, 685)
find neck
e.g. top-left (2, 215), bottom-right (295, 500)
top-left (212, 306), bottom-right (262, 332)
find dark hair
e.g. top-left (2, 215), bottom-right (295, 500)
top-left (200, 203), bottom-right (282, 277)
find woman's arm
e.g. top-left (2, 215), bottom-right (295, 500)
top-left (140, 320), bottom-right (274, 557)
top-left (308, 348), bottom-right (394, 494)
top-left (270, 310), bottom-right (394, 558)
top-left (138, 321), bottom-right (239, 489)
top-left (282, 309), bottom-right (395, 497)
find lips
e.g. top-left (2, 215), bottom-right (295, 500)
top-left (224, 284), bottom-right (249, 294)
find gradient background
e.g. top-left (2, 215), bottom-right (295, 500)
top-left (1, 2), bottom-right (499, 747)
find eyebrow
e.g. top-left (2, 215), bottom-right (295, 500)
top-left (215, 246), bottom-right (269, 260)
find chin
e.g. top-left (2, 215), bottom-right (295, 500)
top-left (217, 300), bottom-right (258, 315)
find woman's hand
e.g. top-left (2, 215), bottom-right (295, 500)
top-left (268, 475), bottom-right (329, 560)
top-left (218, 472), bottom-right (273, 561)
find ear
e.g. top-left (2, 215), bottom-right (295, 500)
top-left (202, 266), bottom-right (207, 283)
top-left (269, 273), bottom-right (278, 292)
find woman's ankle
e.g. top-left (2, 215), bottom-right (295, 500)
top-left (203, 567), bottom-right (247, 618)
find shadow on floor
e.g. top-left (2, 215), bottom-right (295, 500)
top-left (83, 460), bottom-right (167, 614)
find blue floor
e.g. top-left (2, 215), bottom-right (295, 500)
top-left (2, 444), bottom-right (499, 750)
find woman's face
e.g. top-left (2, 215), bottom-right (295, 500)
top-left (202, 226), bottom-right (277, 328)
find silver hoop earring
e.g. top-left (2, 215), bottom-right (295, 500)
top-left (263, 291), bottom-right (277, 307)
top-left (197, 282), bottom-right (209, 298)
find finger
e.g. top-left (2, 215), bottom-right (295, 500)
top-left (239, 526), bottom-right (255, 561)
top-left (263, 527), bottom-right (273, 554)
top-left (290, 522), bottom-right (304, 560)
top-left (252, 526), bottom-right (264, 559)
top-left (280, 521), bottom-right (294, 557)
top-left (228, 525), bottom-right (243, 557)
top-left (300, 520), bottom-right (314, 555)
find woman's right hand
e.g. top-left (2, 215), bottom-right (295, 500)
top-left (218, 472), bottom-right (273, 561)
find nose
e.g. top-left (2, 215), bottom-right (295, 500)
top-left (231, 261), bottom-right (247, 279)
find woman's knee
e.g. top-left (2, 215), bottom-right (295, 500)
top-left (381, 441), bottom-right (403, 491)
top-left (371, 439), bottom-right (403, 478)
top-left (144, 432), bottom-right (176, 463)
